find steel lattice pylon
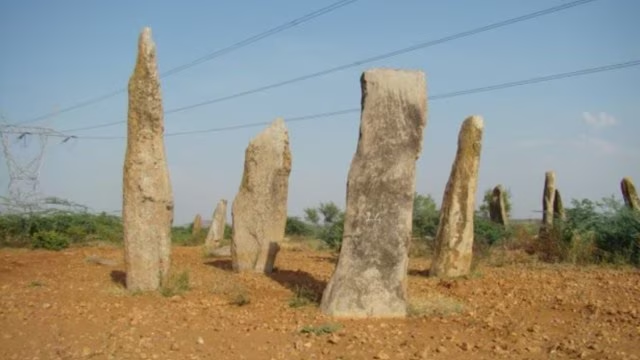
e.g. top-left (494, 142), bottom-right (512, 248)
top-left (0, 123), bottom-right (68, 213)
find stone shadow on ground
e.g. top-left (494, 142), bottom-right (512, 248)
top-left (408, 268), bottom-right (431, 277)
top-left (309, 255), bottom-right (338, 264)
top-left (203, 259), bottom-right (233, 272)
top-left (110, 270), bottom-right (126, 286)
top-left (267, 269), bottom-right (327, 302)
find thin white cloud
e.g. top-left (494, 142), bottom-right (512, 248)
top-left (513, 134), bottom-right (619, 156)
top-left (514, 138), bottom-right (557, 149)
top-left (582, 111), bottom-right (617, 130)
top-left (574, 133), bottom-right (618, 155)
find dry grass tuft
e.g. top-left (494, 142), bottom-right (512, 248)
top-left (407, 293), bottom-right (465, 317)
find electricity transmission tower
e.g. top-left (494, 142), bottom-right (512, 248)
top-left (0, 122), bottom-right (74, 213)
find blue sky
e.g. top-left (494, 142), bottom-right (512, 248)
top-left (0, 0), bottom-right (638, 225)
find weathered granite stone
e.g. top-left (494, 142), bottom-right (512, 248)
top-left (430, 116), bottom-right (484, 278)
top-left (621, 177), bottom-right (640, 211)
top-left (553, 189), bottom-right (566, 221)
top-left (123, 27), bottom-right (173, 292)
top-left (540, 171), bottom-right (556, 236)
top-left (205, 199), bottom-right (227, 252)
top-left (231, 118), bottom-right (291, 273)
top-left (192, 214), bottom-right (203, 236)
top-left (489, 185), bottom-right (509, 226)
top-left (320, 68), bottom-right (427, 318)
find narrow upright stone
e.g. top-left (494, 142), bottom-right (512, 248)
top-left (430, 116), bottom-right (484, 278)
top-left (320, 69), bottom-right (427, 318)
top-left (192, 214), bottom-right (203, 236)
top-left (123, 27), bottom-right (173, 292)
top-left (231, 118), bottom-right (291, 273)
top-left (621, 177), bottom-right (640, 211)
top-left (489, 185), bottom-right (509, 226)
top-left (205, 199), bottom-right (228, 252)
top-left (540, 171), bottom-right (556, 234)
top-left (553, 189), bottom-right (566, 221)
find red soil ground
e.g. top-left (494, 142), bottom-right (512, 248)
top-left (1, 244), bottom-right (639, 360)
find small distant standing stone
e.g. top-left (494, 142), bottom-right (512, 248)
top-left (489, 185), bottom-right (508, 226)
top-left (192, 214), bottom-right (203, 236)
top-left (231, 118), bottom-right (291, 273)
top-left (539, 171), bottom-right (556, 236)
top-left (123, 27), bottom-right (174, 292)
top-left (430, 116), bottom-right (484, 278)
top-left (320, 68), bottom-right (427, 318)
top-left (553, 189), bottom-right (566, 221)
top-left (205, 199), bottom-right (228, 252)
top-left (621, 177), bottom-right (640, 211)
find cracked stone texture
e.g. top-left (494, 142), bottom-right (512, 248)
top-left (123, 27), bottom-right (174, 292)
top-left (430, 116), bottom-right (484, 278)
top-left (231, 118), bottom-right (291, 273)
top-left (320, 68), bottom-right (427, 318)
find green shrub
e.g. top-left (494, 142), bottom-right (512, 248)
top-left (0, 213), bottom-right (31, 247)
top-left (301, 193), bottom-right (440, 251)
top-left (0, 210), bottom-right (123, 248)
top-left (413, 193), bottom-right (439, 238)
top-left (224, 224), bottom-right (232, 240)
top-left (285, 216), bottom-right (314, 237)
top-left (474, 216), bottom-right (509, 248)
top-left (535, 197), bottom-right (640, 266)
top-left (171, 226), bottom-right (206, 246)
top-left (298, 202), bottom-right (346, 249)
top-left (31, 230), bottom-right (70, 251)
top-left (318, 215), bottom-right (344, 249)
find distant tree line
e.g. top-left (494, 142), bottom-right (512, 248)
top-left (0, 191), bottom-right (638, 266)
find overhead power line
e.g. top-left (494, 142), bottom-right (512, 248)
top-left (22, 58), bottom-right (633, 140)
top-left (15, 0), bottom-right (360, 125)
top-left (161, 0), bottom-right (359, 77)
top-left (430, 59), bottom-right (640, 100)
top-left (165, 0), bottom-right (600, 115)
top-left (58, 0), bottom-right (600, 133)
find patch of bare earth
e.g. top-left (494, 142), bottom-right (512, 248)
top-left (0, 245), bottom-right (639, 359)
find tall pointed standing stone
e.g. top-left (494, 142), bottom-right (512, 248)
top-left (231, 118), bottom-right (291, 273)
top-left (540, 171), bottom-right (556, 236)
top-left (205, 199), bottom-right (227, 252)
top-left (621, 177), bottom-right (640, 211)
top-left (430, 116), bottom-right (484, 278)
top-left (553, 189), bottom-right (566, 221)
top-left (489, 185), bottom-right (509, 226)
top-left (192, 214), bottom-right (203, 236)
top-left (320, 69), bottom-right (427, 318)
top-left (123, 27), bottom-right (173, 292)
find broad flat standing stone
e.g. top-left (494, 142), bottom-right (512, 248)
top-left (540, 171), bottom-right (556, 235)
top-left (489, 185), bottom-right (508, 226)
top-left (192, 214), bottom-right (203, 236)
top-left (123, 27), bottom-right (173, 292)
top-left (205, 199), bottom-right (227, 252)
top-left (231, 118), bottom-right (291, 273)
top-left (621, 177), bottom-right (640, 211)
top-left (430, 116), bottom-right (484, 278)
top-left (320, 68), bottom-right (427, 318)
